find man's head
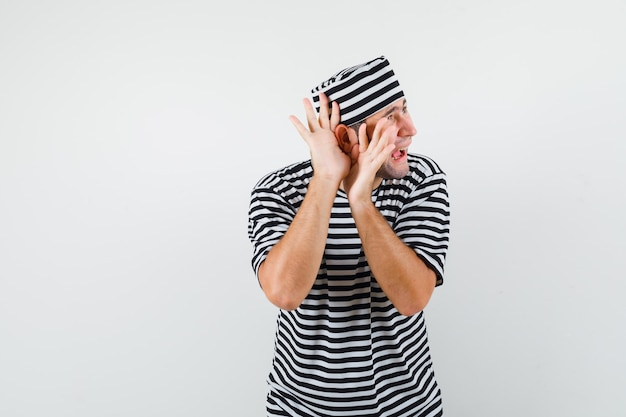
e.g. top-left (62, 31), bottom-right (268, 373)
top-left (311, 55), bottom-right (417, 179)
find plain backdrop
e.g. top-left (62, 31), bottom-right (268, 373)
top-left (1, 0), bottom-right (625, 416)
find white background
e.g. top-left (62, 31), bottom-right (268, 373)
top-left (1, 1), bottom-right (625, 416)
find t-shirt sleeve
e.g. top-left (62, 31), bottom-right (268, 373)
top-left (395, 171), bottom-right (450, 286)
top-left (247, 184), bottom-right (295, 280)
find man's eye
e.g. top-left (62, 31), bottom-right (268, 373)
top-left (387, 114), bottom-right (394, 121)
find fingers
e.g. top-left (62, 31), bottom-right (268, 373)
top-left (369, 118), bottom-right (387, 148)
top-left (290, 92), bottom-right (340, 142)
top-left (358, 123), bottom-right (368, 153)
top-left (318, 92), bottom-right (330, 129)
top-left (370, 119), bottom-right (399, 152)
top-left (288, 114), bottom-right (311, 143)
top-left (347, 126), bottom-right (360, 164)
top-left (329, 100), bottom-right (340, 131)
top-left (357, 120), bottom-right (397, 167)
top-left (373, 125), bottom-right (398, 163)
top-left (317, 92), bottom-right (340, 131)
top-left (302, 98), bottom-right (319, 132)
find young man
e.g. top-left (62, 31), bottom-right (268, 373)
top-left (248, 56), bottom-right (450, 417)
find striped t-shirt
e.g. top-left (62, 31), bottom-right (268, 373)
top-left (248, 153), bottom-right (450, 417)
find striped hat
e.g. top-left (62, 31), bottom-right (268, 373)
top-left (311, 55), bottom-right (404, 126)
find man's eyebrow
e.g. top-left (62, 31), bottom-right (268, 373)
top-left (382, 99), bottom-right (407, 117)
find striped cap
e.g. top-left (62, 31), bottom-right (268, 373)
top-left (311, 55), bottom-right (404, 126)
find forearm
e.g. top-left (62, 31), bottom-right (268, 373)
top-left (350, 200), bottom-right (436, 316)
top-left (259, 177), bottom-right (338, 310)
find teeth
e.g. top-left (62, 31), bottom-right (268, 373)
top-left (392, 149), bottom-right (407, 160)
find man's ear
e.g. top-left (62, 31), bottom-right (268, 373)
top-left (334, 124), bottom-right (350, 154)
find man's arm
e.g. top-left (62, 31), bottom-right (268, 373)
top-left (258, 93), bottom-right (349, 310)
top-left (350, 200), bottom-right (437, 316)
top-left (258, 176), bottom-right (339, 310)
top-left (343, 121), bottom-right (442, 316)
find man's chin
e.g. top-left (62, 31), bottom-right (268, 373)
top-left (378, 163), bottom-right (410, 180)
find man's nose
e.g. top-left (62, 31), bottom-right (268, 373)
top-left (398, 114), bottom-right (417, 137)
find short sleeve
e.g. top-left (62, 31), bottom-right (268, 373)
top-left (394, 172), bottom-right (450, 286)
top-left (247, 185), bottom-right (296, 278)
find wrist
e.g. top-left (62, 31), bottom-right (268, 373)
top-left (310, 174), bottom-right (342, 194)
top-left (348, 194), bottom-right (375, 213)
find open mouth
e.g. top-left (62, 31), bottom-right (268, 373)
top-left (392, 148), bottom-right (407, 160)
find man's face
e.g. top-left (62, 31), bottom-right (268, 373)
top-left (362, 98), bottom-right (417, 179)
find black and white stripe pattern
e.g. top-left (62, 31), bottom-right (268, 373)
top-left (248, 154), bottom-right (450, 417)
top-left (311, 56), bottom-right (405, 127)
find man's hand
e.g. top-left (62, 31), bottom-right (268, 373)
top-left (289, 92), bottom-right (350, 186)
top-left (343, 119), bottom-right (398, 204)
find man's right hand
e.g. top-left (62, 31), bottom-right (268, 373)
top-left (289, 92), bottom-right (351, 187)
